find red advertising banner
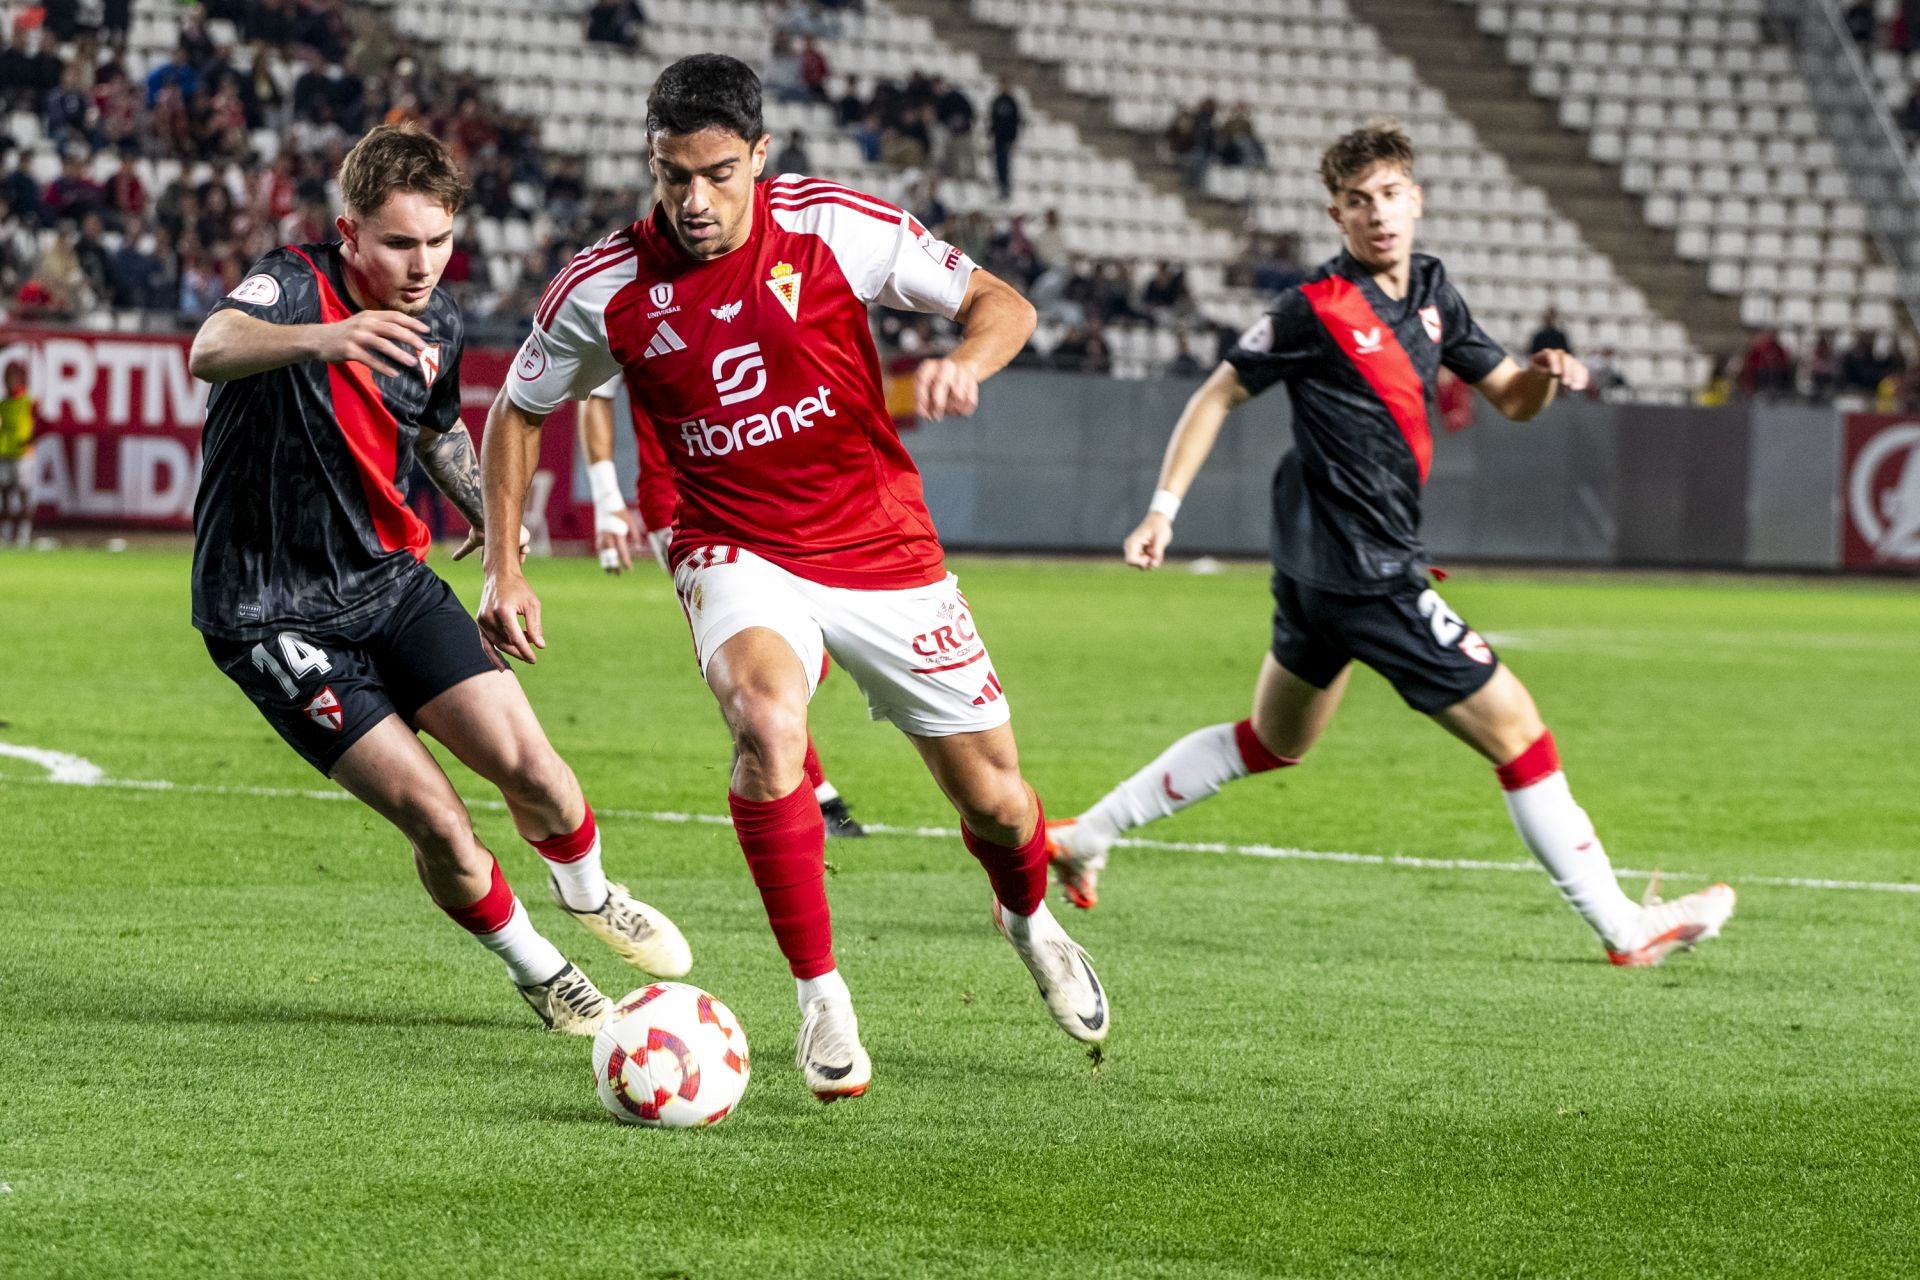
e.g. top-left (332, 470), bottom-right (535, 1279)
top-left (3, 327), bottom-right (590, 543)
top-left (1841, 413), bottom-right (1920, 572)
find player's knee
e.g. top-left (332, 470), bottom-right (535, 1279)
top-left (726, 693), bottom-right (808, 778)
top-left (397, 799), bottom-right (473, 860)
top-left (501, 744), bottom-right (570, 808)
top-left (952, 773), bottom-right (1032, 845)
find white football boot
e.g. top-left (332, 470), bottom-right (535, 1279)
top-left (1607, 882), bottom-right (1737, 967)
top-left (1045, 816), bottom-right (1115, 911)
top-left (992, 900), bottom-right (1110, 1043)
top-left (795, 996), bottom-right (872, 1102)
top-left (516, 961), bottom-right (612, 1035)
top-left (549, 877), bottom-right (693, 977)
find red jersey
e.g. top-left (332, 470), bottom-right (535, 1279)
top-left (508, 175), bottom-right (977, 589)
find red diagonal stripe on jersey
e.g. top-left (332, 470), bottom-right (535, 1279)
top-left (535, 240), bottom-right (637, 330)
top-left (769, 178), bottom-right (900, 217)
top-left (767, 193), bottom-right (904, 228)
top-left (285, 245), bottom-right (429, 561)
top-left (1301, 275), bottom-right (1433, 483)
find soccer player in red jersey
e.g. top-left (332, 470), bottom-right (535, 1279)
top-left (188, 125), bottom-right (690, 1034)
top-left (578, 376), bottom-right (867, 838)
top-left (478, 56), bottom-right (1107, 1100)
top-left (1049, 122), bottom-right (1736, 967)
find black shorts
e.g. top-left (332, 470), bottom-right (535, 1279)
top-left (204, 570), bottom-right (504, 775)
top-left (1269, 571), bottom-right (1501, 714)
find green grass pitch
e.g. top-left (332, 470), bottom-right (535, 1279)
top-left (2, 548), bottom-right (1916, 1278)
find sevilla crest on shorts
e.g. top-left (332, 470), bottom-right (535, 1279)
top-left (766, 261), bottom-right (802, 321)
top-left (418, 343), bottom-right (443, 387)
top-left (304, 686), bottom-right (344, 731)
top-left (1419, 306), bottom-right (1442, 343)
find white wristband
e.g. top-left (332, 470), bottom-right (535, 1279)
top-left (1148, 488), bottom-right (1182, 520)
top-left (587, 460), bottom-right (623, 515)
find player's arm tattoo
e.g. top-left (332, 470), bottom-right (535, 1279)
top-left (414, 425), bottom-right (486, 529)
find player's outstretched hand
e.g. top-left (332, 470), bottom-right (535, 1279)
top-left (478, 566), bottom-right (545, 664)
top-left (318, 310), bottom-right (430, 378)
top-left (450, 523), bottom-right (530, 564)
top-left (1123, 512), bottom-right (1174, 570)
top-left (913, 357), bottom-right (980, 420)
top-left (597, 509), bottom-right (639, 574)
top-left (1530, 348), bottom-right (1591, 392)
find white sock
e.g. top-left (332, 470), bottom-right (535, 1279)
top-left (545, 835), bottom-right (609, 912)
top-left (1503, 771), bottom-right (1641, 948)
top-left (1085, 721), bottom-right (1288, 838)
top-left (797, 967), bottom-right (851, 1010)
top-left (1000, 898), bottom-right (1060, 940)
top-left (813, 780), bottom-right (840, 805)
top-left (475, 900), bottom-right (571, 986)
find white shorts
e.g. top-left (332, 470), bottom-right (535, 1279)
top-left (672, 546), bottom-right (1012, 738)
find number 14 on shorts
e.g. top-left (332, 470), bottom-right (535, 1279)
top-left (250, 632), bottom-right (333, 697)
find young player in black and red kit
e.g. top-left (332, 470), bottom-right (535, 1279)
top-left (189, 124), bottom-right (690, 1032)
top-left (1049, 121), bottom-right (1736, 967)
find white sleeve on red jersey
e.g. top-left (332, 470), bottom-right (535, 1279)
top-left (767, 175), bottom-right (975, 319)
top-left (506, 234), bottom-right (638, 416)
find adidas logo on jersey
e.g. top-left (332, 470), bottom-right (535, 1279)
top-left (645, 320), bottom-right (687, 359)
top-left (970, 673), bottom-right (1004, 706)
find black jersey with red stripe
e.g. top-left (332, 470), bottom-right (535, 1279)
top-left (1224, 251), bottom-right (1505, 593)
top-left (191, 242), bottom-right (464, 640)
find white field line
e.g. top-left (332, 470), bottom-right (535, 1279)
top-left (3, 752), bottom-right (1915, 897)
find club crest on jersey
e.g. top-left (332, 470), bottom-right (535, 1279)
top-left (1419, 305), bottom-right (1442, 343)
top-left (766, 261), bottom-right (802, 321)
top-left (418, 343), bottom-right (442, 387)
top-left (304, 686), bottom-right (343, 732)
top-left (229, 273), bottom-right (281, 306)
top-left (1352, 327), bottom-right (1384, 354)
top-left (711, 300), bottom-right (743, 322)
top-left (647, 281), bottom-right (682, 319)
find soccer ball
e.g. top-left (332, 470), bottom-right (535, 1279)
top-left (592, 982), bottom-right (750, 1128)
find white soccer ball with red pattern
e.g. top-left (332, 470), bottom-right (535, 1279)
top-left (592, 982), bottom-right (750, 1128)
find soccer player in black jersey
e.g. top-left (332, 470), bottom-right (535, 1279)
top-left (189, 124), bottom-right (690, 1031)
top-left (1049, 121), bottom-right (1735, 967)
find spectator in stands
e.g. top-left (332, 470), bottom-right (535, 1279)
top-left (1167, 333), bottom-right (1203, 379)
top-left (0, 196), bottom-right (36, 295)
top-left (1031, 206), bottom-right (1065, 271)
top-left (1179, 99), bottom-right (1218, 191)
top-left (27, 223), bottom-right (94, 318)
top-left (44, 153), bottom-right (104, 223)
top-left (44, 64), bottom-right (92, 149)
top-left (102, 0), bottom-right (132, 47)
top-left (0, 145), bottom-right (42, 228)
top-left (834, 76), bottom-right (864, 127)
top-left (0, 33), bottom-right (35, 115)
top-left (92, 62), bottom-right (142, 149)
top-left (766, 33), bottom-right (810, 104)
top-left (1141, 260), bottom-right (1193, 320)
top-left (1804, 333), bottom-right (1840, 399)
top-left (1217, 102), bottom-right (1264, 168)
top-left (773, 131), bottom-right (811, 177)
top-left (989, 78), bottom-right (1021, 199)
top-left (799, 36), bottom-right (831, 103)
top-left (146, 46), bottom-right (198, 108)
top-left (1737, 329), bottom-right (1794, 399)
top-left (912, 177), bottom-right (949, 234)
top-left (848, 110), bottom-right (881, 163)
top-left (1844, 0), bottom-right (1876, 44)
top-left (1840, 331), bottom-right (1886, 394)
top-left (585, 0), bottom-right (647, 49)
top-left (1246, 232), bottom-right (1303, 293)
top-left (882, 107), bottom-right (931, 169)
top-left (933, 76), bottom-right (976, 180)
top-left (1528, 306), bottom-right (1573, 355)
top-left (177, 247), bottom-right (224, 317)
top-left (1052, 304), bottom-right (1112, 375)
top-left (201, 79), bottom-right (252, 161)
top-left (72, 211), bottom-right (114, 302)
top-left (107, 217), bottom-right (163, 309)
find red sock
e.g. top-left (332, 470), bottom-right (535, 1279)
top-left (729, 783), bottom-right (834, 979)
top-left (1233, 719), bottom-right (1299, 774)
top-left (962, 792), bottom-right (1049, 917)
top-left (529, 804), bottom-right (597, 863)
top-left (440, 859), bottom-right (517, 934)
top-left (801, 738), bottom-right (825, 792)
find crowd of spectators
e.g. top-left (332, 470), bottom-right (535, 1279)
top-left (1701, 328), bottom-right (1920, 408)
top-left (1168, 99), bottom-right (1265, 192)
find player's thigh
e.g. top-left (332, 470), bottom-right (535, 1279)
top-left (1250, 651), bottom-right (1352, 759)
top-left (806, 571), bottom-right (1012, 739)
top-left (674, 546), bottom-right (826, 710)
top-left (411, 667), bottom-right (569, 796)
top-left (327, 712), bottom-right (477, 853)
top-left (1316, 581), bottom-right (1502, 718)
top-left (1430, 664), bottom-right (1546, 765)
top-left (366, 571), bottom-right (506, 729)
top-left (204, 629), bottom-right (394, 775)
top-left (907, 720), bottom-right (1032, 838)
top-left (1267, 570), bottom-right (1352, 708)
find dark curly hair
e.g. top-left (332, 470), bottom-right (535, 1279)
top-left (647, 54), bottom-right (766, 143)
top-left (1318, 119), bottom-right (1416, 196)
